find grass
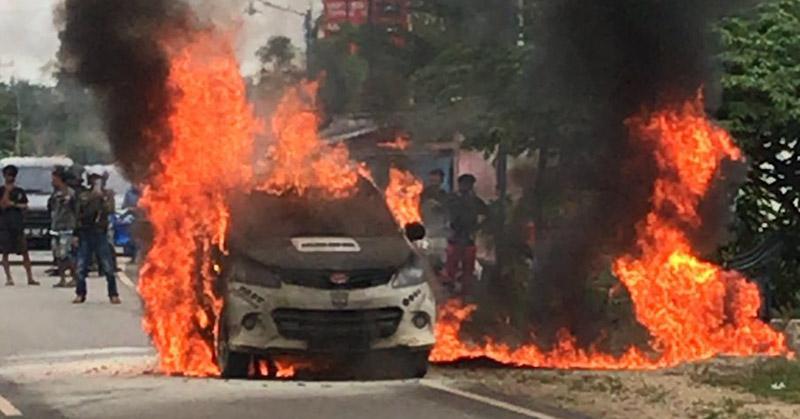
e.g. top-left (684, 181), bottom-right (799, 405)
top-left (567, 375), bottom-right (625, 395)
top-left (692, 358), bottom-right (800, 404)
top-left (689, 397), bottom-right (764, 419)
top-left (634, 383), bottom-right (671, 404)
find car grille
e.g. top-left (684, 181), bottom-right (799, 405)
top-left (272, 308), bottom-right (404, 346)
top-left (279, 268), bottom-right (395, 290)
top-left (25, 210), bottom-right (51, 228)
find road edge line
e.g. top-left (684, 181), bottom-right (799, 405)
top-left (0, 394), bottom-right (22, 417)
top-left (420, 379), bottom-right (561, 419)
top-left (117, 266), bottom-right (135, 291)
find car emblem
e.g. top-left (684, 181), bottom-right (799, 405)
top-left (331, 291), bottom-right (349, 308)
top-left (330, 273), bottom-right (349, 285)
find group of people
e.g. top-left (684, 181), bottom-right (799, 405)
top-left (0, 164), bottom-right (121, 305)
top-left (420, 169), bottom-right (488, 294)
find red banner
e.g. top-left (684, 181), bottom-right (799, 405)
top-left (323, 0), bottom-right (368, 34)
top-left (323, 0), bottom-right (409, 35)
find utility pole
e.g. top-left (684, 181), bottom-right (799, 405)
top-left (13, 79), bottom-right (21, 156)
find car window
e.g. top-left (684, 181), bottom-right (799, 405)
top-left (233, 180), bottom-right (400, 238)
top-left (15, 167), bottom-right (54, 194)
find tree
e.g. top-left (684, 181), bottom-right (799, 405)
top-left (717, 0), bottom-right (800, 308)
top-left (256, 36), bottom-right (296, 73)
top-left (0, 84), bottom-right (18, 156)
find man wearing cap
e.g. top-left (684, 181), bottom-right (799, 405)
top-left (73, 173), bottom-right (120, 304)
top-left (445, 174), bottom-right (488, 294)
top-left (0, 165), bottom-right (38, 286)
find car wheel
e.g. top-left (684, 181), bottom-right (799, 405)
top-left (359, 349), bottom-right (430, 380)
top-left (398, 349), bottom-right (430, 379)
top-left (216, 314), bottom-right (251, 379)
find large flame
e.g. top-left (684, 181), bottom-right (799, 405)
top-left (138, 32), bottom-right (258, 377)
top-left (431, 95), bottom-right (788, 369)
top-left (385, 167), bottom-right (423, 226)
top-left (258, 82), bottom-right (360, 198)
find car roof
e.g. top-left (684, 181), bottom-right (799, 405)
top-left (0, 156), bottom-right (74, 168)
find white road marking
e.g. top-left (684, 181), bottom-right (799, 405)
top-left (3, 347), bottom-right (153, 363)
top-left (420, 379), bottom-right (561, 419)
top-left (0, 394), bottom-right (22, 417)
top-left (117, 268), bottom-right (135, 291)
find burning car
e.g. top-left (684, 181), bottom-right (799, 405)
top-left (215, 178), bottom-right (436, 379)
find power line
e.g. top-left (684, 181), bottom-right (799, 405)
top-left (253, 0), bottom-right (306, 17)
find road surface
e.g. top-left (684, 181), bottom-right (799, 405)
top-left (0, 252), bottom-right (578, 419)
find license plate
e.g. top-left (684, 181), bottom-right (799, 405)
top-left (24, 228), bottom-right (46, 237)
top-left (331, 291), bottom-right (349, 308)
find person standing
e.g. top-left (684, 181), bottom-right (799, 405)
top-left (445, 174), bottom-right (488, 294)
top-left (49, 167), bottom-right (79, 288)
top-left (420, 169), bottom-right (450, 272)
top-left (0, 165), bottom-right (38, 286)
top-left (73, 173), bottom-right (120, 304)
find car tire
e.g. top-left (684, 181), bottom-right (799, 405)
top-left (398, 349), bottom-right (430, 379)
top-left (359, 349), bottom-right (430, 380)
top-left (216, 315), bottom-right (251, 379)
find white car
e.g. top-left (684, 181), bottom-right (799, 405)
top-left (0, 156), bottom-right (74, 249)
top-left (217, 179), bottom-right (436, 379)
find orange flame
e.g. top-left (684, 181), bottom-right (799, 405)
top-left (385, 167), bottom-right (423, 226)
top-left (431, 95), bottom-right (788, 369)
top-left (255, 360), bottom-right (297, 379)
top-left (138, 32), bottom-right (259, 377)
top-left (613, 96), bottom-right (785, 361)
top-left (258, 82), bottom-right (360, 198)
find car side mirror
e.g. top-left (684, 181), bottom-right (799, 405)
top-left (405, 222), bottom-right (426, 242)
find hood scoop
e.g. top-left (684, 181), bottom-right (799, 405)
top-left (290, 237), bottom-right (362, 253)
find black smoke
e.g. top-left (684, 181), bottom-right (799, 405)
top-left (467, 0), bottom-right (751, 350)
top-left (56, 0), bottom-right (194, 182)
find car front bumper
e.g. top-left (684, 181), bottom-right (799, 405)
top-left (224, 281), bottom-right (436, 354)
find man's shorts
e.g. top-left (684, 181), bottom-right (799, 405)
top-left (51, 231), bottom-right (75, 261)
top-left (0, 227), bottom-right (26, 255)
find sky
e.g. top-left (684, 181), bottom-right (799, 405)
top-left (0, 0), bottom-right (320, 84)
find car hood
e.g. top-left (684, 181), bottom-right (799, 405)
top-left (229, 236), bottom-right (413, 271)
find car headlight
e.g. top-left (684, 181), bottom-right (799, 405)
top-left (235, 259), bottom-right (281, 289)
top-left (392, 258), bottom-right (427, 289)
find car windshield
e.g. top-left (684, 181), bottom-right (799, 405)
top-left (15, 167), bottom-right (53, 194)
top-left (232, 180), bottom-right (400, 238)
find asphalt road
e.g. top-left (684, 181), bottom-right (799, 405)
top-left (0, 252), bottom-right (575, 419)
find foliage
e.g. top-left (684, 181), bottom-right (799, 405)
top-left (717, 0), bottom-right (800, 308)
top-left (308, 23), bottom-right (427, 118)
top-left (256, 36), bottom-right (296, 72)
top-left (0, 84), bottom-right (18, 156)
top-left (0, 78), bottom-right (109, 163)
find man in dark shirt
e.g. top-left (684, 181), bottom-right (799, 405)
top-left (49, 167), bottom-right (79, 288)
top-left (0, 165), bottom-right (37, 286)
top-left (73, 173), bottom-right (120, 304)
top-left (445, 174), bottom-right (488, 293)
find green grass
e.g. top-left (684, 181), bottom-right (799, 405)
top-left (693, 358), bottom-right (800, 404)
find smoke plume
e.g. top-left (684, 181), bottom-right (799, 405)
top-left (56, 0), bottom-right (196, 182)
top-left (473, 0), bottom-right (751, 348)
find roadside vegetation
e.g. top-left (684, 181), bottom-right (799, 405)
top-left (692, 358), bottom-right (800, 404)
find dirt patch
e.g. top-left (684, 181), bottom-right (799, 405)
top-left (430, 358), bottom-right (800, 418)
